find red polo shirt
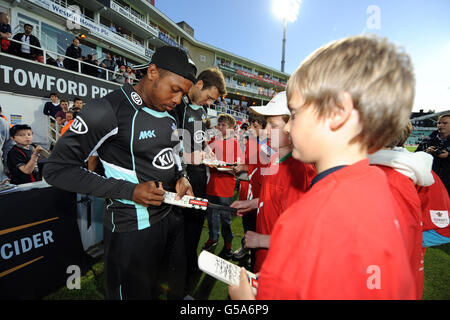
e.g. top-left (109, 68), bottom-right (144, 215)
top-left (254, 153), bottom-right (316, 272)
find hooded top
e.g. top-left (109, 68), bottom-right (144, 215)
top-left (368, 147), bottom-right (434, 187)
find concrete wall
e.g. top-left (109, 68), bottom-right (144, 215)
top-left (0, 91), bottom-right (49, 147)
top-left (182, 41), bottom-right (215, 73)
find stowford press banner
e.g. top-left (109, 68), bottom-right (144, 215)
top-left (0, 54), bottom-right (120, 101)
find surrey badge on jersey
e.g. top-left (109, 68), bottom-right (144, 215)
top-left (430, 210), bottom-right (450, 228)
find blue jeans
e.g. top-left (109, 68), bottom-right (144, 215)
top-left (206, 195), bottom-right (234, 244)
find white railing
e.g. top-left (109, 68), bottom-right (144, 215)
top-left (210, 104), bottom-right (248, 120)
top-left (226, 81), bottom-right (275, 98)
top-left (4, 37), bottom-right (139, 84)
top-left (47, 116), bottom-right (60, 146)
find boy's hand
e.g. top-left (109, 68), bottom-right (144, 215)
top-left (233, 164), bottom-right (248, 174)
top-left (230, 199), bottom-right (259, 216)
top-left (228, 267), bottom-right (256, 300)
top-left (244, 231), bottom-right (271, 249)
top-left (33, 145), bottom-right (44, 159)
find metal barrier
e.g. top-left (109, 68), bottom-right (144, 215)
top-left (47, 116), bottom-right (60, 146)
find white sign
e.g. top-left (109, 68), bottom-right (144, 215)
top-left (110, 1), bottom-right (158, 37)
top-left (27, 0), bottom-right (150, 57)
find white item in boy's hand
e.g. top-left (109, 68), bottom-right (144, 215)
top-left (198, 250), bottom-right (258, 295)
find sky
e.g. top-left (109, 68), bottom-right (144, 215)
top-left (155, 0), bottom-right (450, 113)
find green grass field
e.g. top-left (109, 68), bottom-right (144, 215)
top-left (44, 214), bottom-right (450, 300)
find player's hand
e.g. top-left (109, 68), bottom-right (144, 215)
top-left (230, 199), bottom-right (259, 216)
top-left (175, 176), bottom-right (194, 200)
top-left (132, 181), bottom-right (165, 207)
top-left (228, 267), bottom-right (256, 300)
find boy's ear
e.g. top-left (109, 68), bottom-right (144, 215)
top-left (329, 92), bottom-right (354, 131)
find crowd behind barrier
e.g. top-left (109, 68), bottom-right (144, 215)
top-left (2, 37), bottom-right (140, 85)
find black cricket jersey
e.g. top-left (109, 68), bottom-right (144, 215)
top-left (44, 84), bottom-right (181, 232)
top-left (7, 145), bottom-right (41, 184)
top-left (171, 95), bottom-right (208, 153)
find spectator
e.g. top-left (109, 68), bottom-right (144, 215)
top-left (0, 105), bottom-right (12, 128)
top-left (203, 113), bottom-right (243, 259)
top-left (72, 97), bottom-right (83, 110)
top-left (114, 65), bottom-right (127, 84)
top-left (0, 115), bottom-right (10, 183)
top-left (93, 59), bottom-right (101, 77)
top-left (45, 54), bottom-right (58, 66)
top-left (56, 56), bottom-right (64, 68)
top-left (10, 23), bottom-right (42, 60)
top-left (135, 69), bottom-right (144, 80)
top-left (125, 66), bottom-right (136, 84)
top-left (7, 124), bottom-right (43, 184)
top-left (116, 55), bottom-right (127, 68)
top-left (61, 106), bottom-right (82, 137)
top-left (116, 25), bottom-right (123, 36)
top-left (64, 38), bottom-right (83, 72)
top-left (416, 114), bottom-right (450, 196)
top-left (43, 93), bottom-right (61, 118)
top-left (100, 52), bottom-right (116, 80)
top-left (55, 100), bottom-right (69, 126)
top-left (0, 12), bottom-right (11, 53)
top-left (82, 54), bottom-right (99, 77)
top-left (109, 24), bottom-right (117, 33)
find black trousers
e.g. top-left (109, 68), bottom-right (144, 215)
top-left (182, 165), bottom-right (207, 278)
top-left (103, 209), bottom-right (186, 300)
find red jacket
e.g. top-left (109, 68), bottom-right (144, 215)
top-left (375, 165), bottom-right (424, 299)
top-left (417, 171), bottom-right (450, 237)
top-left (257, 160), bottom-right (416, 300)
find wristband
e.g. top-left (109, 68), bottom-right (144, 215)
top-left (176, 170), bottom-right (189, 182)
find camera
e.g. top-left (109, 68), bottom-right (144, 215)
top-left (432, 142), bottom-right (446, 155)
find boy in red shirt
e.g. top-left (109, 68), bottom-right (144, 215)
top-left (231, 112), bottom-right (268, 264)
top-left (232, 92), bottom-right (316, 272)
top-left (203, 113), bottom-right (243, 259)
top-left (229, 35), bottom-right (417, 300)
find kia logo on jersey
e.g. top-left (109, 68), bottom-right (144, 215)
top-left (152, 148), bottom-right (175, 170)
top-left (131, 92), bottom-right (143, 105)
top-left (69, 116), bottom-right (88, 134)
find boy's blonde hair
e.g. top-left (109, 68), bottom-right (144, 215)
top-left (287, 35), bottom-right (415, 152)
top-left (218, 113), bottom-right (236, 128)
top-left (386, 120), bottom-right (413, 148)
